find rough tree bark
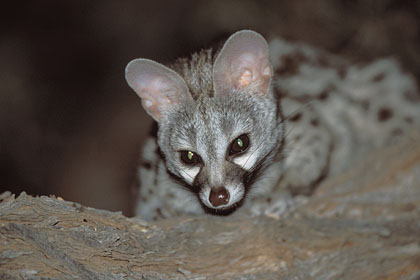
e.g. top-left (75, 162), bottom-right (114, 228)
top-left (1, 132), bottom-right (420, 279)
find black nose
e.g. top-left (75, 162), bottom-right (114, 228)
top-left (209, 187), bottom-right (230, 207)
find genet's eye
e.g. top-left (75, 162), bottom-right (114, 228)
top-left (180, 150), bottom-right (201, 165)
top-left (229, 134), bottom-right (250, 155)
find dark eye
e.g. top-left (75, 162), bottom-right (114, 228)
top-left (229, 134), bottom-right (250, 156)
top-left (180, 150), bottom-right (201, 165)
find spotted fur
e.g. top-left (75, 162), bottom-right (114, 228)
top-left (126, 31), bottom-right (420, 221)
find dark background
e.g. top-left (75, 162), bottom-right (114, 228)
top-left (1, 0), bottom-right (419, 216)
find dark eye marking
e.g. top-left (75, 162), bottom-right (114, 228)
top-left (180, 150), bottom-right (201, 165)
top-left (229, 134), bottom-right (250, 156)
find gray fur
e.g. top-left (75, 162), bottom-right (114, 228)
top-left (126, 30), bottom-right (285, 220)
top-left (126, 30), bottom-right (420, 221)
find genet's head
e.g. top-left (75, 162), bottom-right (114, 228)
top-left (125, 30), bottom-right (283, 215)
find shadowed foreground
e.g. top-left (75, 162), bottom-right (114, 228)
top-left (1, 131), bottom-right (420, 279)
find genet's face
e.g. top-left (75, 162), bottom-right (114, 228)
top-left (158, 93), bottom-right (282, 215)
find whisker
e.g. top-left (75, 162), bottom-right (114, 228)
top-left (180, 167), bottom-right (195, 180)
top-left (283, 123), bottom-right (299, 141)
top-left (281, 99), bottom-right (316, 123)
top-left (240, 100), bottom-right (308, 172)
top-left (241, 144), bottom-right (260, 170)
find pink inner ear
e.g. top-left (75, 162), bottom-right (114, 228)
top-left (125, 58), bottom-right (191, 121)
top-left (135, 75), bottom-right (183, 120)
top-left (236, 69), bottom-right (253, 89)
top-left (231, 52), bottom-right (272, 91)
top-left (213, 30), bottom-right (273, 95)
top-left (140, 77), bottom-right (173, 104)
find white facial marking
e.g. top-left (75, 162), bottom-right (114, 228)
top-left (233, 150), bottom-right (259, 171)
top-left (228, 184), bottom-right (245, 206)
top-left (179, 167), bottom-right (200, 184)
top-left (199, 188), bottom-right (211, 208)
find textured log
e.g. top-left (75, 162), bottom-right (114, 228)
top-left (1, 132), bottom-right (420, 279)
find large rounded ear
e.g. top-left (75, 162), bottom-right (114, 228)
top-left (213, 30), bottom-right (273, 95)
top-left (125, 59), bottom-right (191, 122)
